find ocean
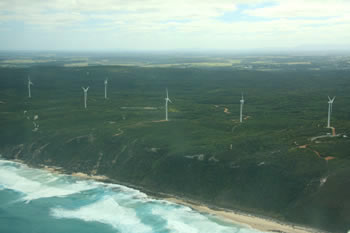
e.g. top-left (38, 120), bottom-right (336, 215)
top-left (0, 159), bottom-right (264, 233)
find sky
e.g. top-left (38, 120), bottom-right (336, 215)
top-left (0, 0), bottom-right (350, 51)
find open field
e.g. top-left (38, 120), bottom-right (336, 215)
top-left (1, 52), bottom-right (350, 70)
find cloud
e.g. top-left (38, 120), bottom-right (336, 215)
top-left (244, 0), bottom-right (350, 18)
top-left (0, 0), bottom-right (350, 50)
top-left (0, 0), bottom-right (237, 23)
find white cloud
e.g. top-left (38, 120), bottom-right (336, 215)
top-left (244, 0), bottom-right (350, 18)
top-left (0, 0), bottom-right (237, 23)
top-left (0, 0), bottom-right (350, 50)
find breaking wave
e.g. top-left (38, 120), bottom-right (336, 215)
top-left (51, 196), bottom-right (153, 233)
top-left (0, 160), bottom-right (96, 202)
top-left (0, 159), bottom-right (264, 233)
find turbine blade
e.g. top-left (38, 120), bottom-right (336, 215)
top-left (328, 96), bottom-right (331, 101)
top-left (168, 98), bottom-right (172, 103)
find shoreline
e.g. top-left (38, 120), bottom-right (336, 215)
top-left (164, 197), bottom-right (317, 233)
top-left (9, 159), bottom-right (324, 233)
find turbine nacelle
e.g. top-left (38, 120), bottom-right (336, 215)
top-left (104, 79), bottom-right (108, 99)
top-left (28, 77), bottom-right (33, 86)
top-left (82, 87), bottom-right (89, 109)
top-left (165, 88), bottom-right (172, 103)
top-left (328, 96), bottom-right (335, 104)
top-left (82, 87), bottom-right (89, 92)
top-left (239, 93), bottom-right (244, 123)
top-left (27, 76), bottom-right (34, 98)
top-left (327, 96), bottom-right (335, 128)
top-left (165, 88), bottom-right (172, 121)
top-left (240, 93), bottom-right (244, 103)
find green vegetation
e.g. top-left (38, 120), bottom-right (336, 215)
top-left (0, 54), bottom-right (349, 232)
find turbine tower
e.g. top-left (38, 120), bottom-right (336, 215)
top-left (327, 96), bottom-right (335, 128)
top-left (104, 78), bottom-right (108, 99)
top-left (82, 87), bottom-right (89, 109)
top-left (28, 76), bottom-right (33, 98)
top-left (165, 88), bottom-right (172, 121)
top-left (240, 93), bottom-right (244, 123)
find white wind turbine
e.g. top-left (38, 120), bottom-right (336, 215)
top-left (165, 88), bottom-right (172, 121)
top-left (327, 96), bottom-right (335, 128)
top-left (240, 93), bottom-right (244, 123)
top-left (82, 87), bottom-right (89, 109)
top-left (104, 78), bottom-right (108, 99)
top-left (28, 76), bottom-right (33, 98)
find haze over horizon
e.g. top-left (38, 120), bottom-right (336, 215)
top-left (1, 0), bottom-right (350, 51)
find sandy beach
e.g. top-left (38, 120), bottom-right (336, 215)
top-left (165, 197), bottom-right (320, 233)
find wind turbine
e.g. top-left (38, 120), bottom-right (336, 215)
top-left (165, 88), bottom-right (172, 121)
top-left (82, 87), bottom-right (89, 109)
top-left (327, 96), bottom-right (335, 128)
top-left (104, 78), bottom-right (108, 99)
top-left (28, 76), bottom-right (33, 98)
top-left (240, 93), bottom-right (244, 123)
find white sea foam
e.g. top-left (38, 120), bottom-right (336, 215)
top-left (0, 160), bottom-right (96, 202)
top-left (51, 196), bottom-right (153, 233)
top-left (0, 160), bottom-right (264, 233)
top-left (105, 183), bottom-right (148, 199)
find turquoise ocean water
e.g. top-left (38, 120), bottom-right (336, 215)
top-left (0, 159), bottom-right (264, 233)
